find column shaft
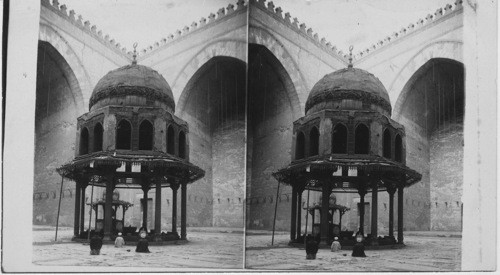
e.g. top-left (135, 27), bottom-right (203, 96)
top-left (320, 182), bottom-right (330, 245)
top-left (142, 184), bottom-right (149, 230)
top-left (171, 184), bottom-right (178, 233)
top-left (154, 179), bottom-right (162, 236)
top-left (388, 189), bottom-right (395, 238)
top-left (103, 176), bottom-right (114, 241)
top-left (73, 181), bottom-right (81, 238)
top-left (290, 186), bottom-right (297, 241)
top-left (181, 182), bottom-right (187, 240)
top-left (371, 184), bottom-right (378, 244)
top-left (296, 190), bottom-right (302, 240)
top-left (359, 191), bottom-right (365, 235)
top-left (397, 187), bottom-right (404, 243)
top-left (80, 185), bottom-right (86, 234)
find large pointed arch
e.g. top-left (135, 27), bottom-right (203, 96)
top-left (174, 39), bottom-right (247, 113)
top-left (38, 24), bottom-right (91, 115)
top-left (391, 41), bottom-right (463, 116)
top-left (249, 27), bottom-right (304, 119)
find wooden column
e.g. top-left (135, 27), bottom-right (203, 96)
top-left (296, 190), bottom-right (302, 240)
top-left (320, 181), bottom-right (330, 245)
top-left (171, 183), bottom-right (179, 233)
top-left (388, 187), bottom-right (396, 238)
top-left (73, 181), bottom-right (81, 238)
top-left (397, 187), bottom-right (404, 244)
top-left (181, 181), bottom-right (187, 240)
top-left (142, 183), bottom-right (150, 230)
top-left (154, 179), bottom-right (162, 237)
top-left (103, 175), bottom-right (114, 241)
top-left (370, 183), bottom-right (378, 245)
top-left (290, 185), bottom-right (297, 241)
top-left (359, 189), bottom-right (366, 235)
top-left (80, 184), bottom-right (87, 234)
top-left (339, 212), bottom-right (343, 229)
top-left (95, 205), bottom-right (98, 231)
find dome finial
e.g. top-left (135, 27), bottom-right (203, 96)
top-left (348, 45), bottom-right (354, 68)
top-left (132, 42), bottom-right (138, 65)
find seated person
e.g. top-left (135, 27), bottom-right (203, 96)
top-left (114, 232), bottom-right (125, 248)
top-left (305, 234), bottom-right (319, 260)
top-left (135, 230), bottom-right (150, 253)
top-left (90, 234), bottom-right (103, 255)
top-left (352, 233), bottom-right (366, 257)
top-left (331, 236), bottom-right (341, 252)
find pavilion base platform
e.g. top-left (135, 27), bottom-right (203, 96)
top-left (288, 233), bottom-right (404, 250)
top-left (72, 230), bottom-right (186, 246)
top-left (72, 237), bottom-right (188, 246)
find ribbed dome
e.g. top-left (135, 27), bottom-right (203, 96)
top-left (305, 67), bottom-right (391, 115)
top-left (89, 64), bottom-right (175, 112)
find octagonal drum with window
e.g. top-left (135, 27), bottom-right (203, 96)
top-left (57, 58), bottom-right (204, 244)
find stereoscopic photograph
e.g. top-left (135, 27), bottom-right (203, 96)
top-left (2, 0), bottom-right (497, 272)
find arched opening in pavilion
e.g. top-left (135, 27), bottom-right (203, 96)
top-left (354, 124), bottom-right (369, 154)
top-left (179, 56), bottom-right (246, 227)
top-left (93, 123), bottom-right (103, 152)
top-left (178, 131), bottom-right (186, 159)
top-left (395, 134), bottom-right (403, 162)
top-left (247, 44), bottom-right (299, 230)
top-left (138, 120), bottom-right (153, 150)
top-left (79, 127), bottom-right (89, 155)
top-left (332, 123), bottom-right (348, 154)
top-left (33, 41), bottom-right (81, 226)
top-left (309, 127), bottom-right (319, 157)
top-left (166, 125), bottom-right (175, 155)
top-left (116, 119), bottom-right (132, 150)
top-left (394, 58), bottom-right (464, 231)
top-left (383, 128), bottom-right (392, 159)
top-left (295, 131), bottom-right (305, 160)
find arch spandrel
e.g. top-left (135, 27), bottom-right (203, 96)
top-left (249, 27), bottom-right (307, 118)
top-left (389, 41), bottom-right (463, 115)
top-left (170, 39), bottom-right (246, 112)
top-left (38, 23), bottom-right (92, 115)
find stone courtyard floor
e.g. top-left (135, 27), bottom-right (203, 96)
top-left (32, 226), bottom-right (244, 271)
top-left (245, 231), bottom-right (462, 271)
top-left (32, 226), bottom-right (461, 271)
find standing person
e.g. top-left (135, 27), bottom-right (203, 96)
top-left (331, 236), bottom-right (341, 252)
top-left (135, 230), bottom-right (150, 253)
top-left (90, 233), bottom-right (103, 255)
top-left (305, 234), bottom-right (319, 260)
top-left (114, 232), bottom-right (125, 248)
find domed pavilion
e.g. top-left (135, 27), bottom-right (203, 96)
top-left (273, 52), bottom-right (421, 248)
top-left (57, 50), bottom-right (205, 244)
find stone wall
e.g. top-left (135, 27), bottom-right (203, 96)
top-left (247, 44), bottom-right (295, 230)
top-left (33, 42), bottom-right (79, 226)
top-left (430, 123), bottom-right (463, 231)
top-left (212, 119), bottom-right (245, 227)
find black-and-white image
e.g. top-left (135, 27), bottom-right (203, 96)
top-left (1, 0), bottom-right (497, 272)
top-left (31, 0), bottom-right (245, 269)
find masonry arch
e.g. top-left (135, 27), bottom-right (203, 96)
top-left (34, 39), bottom-right (86, 225)
top-left (295, 131), bottom-right (305, 160)
top-left (249, 26), bottom-right (305, 118)
top-left (178, 55), bottom-right (246, 228)
top-left (393, 57), bottom-right (464, 231)
top-left (390, 41), bottom-right (463, 112)
top-left (247, 43), bottom-right (303, 229)
top-left (309, 127), bottom-right (319, 157)
top-left (116, 119), bottom-right (132, 150)
top-left (174, 39), bottom-right (246, 112)
top-left (93, 122), bottom-right (103, 152)
top-left (38, 24), bottom-right (91, 114)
